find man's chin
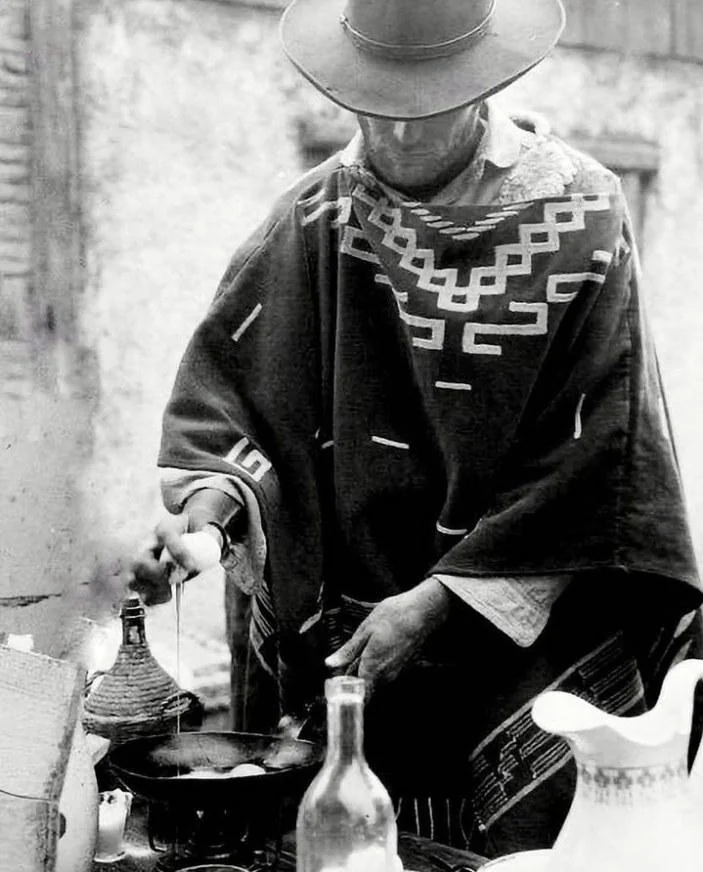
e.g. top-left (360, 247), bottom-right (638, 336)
top-left (373, 165), bottom-right (448, 198)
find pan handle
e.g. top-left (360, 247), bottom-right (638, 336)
top-left (146, 803), bottom-right (168, 853)
top-left (277, 713), bottom-right (306, 740)
top-left (278, 695), bottom-right (327, 742)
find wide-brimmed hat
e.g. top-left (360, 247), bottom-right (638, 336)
top-left (280, 0), bottom-right (565, 120)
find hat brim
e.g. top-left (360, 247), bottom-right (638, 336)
top-left (280, 0), bottom-right (565, 120)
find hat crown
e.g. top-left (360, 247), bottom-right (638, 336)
top-left (280, 0), bottom-right (565, 119)
top-left (345, 0), bottom-right (495, 47)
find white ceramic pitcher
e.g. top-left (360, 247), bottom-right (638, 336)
top-left (531, 657), bottom-right (703, 872)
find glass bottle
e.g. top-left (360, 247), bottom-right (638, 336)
top-left (297, 676), bottom-right (400, 872)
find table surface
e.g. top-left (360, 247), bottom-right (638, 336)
top-left (93, 796), bottom-right (487, 872)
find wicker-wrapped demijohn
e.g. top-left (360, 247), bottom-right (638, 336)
top-left (83, 595), bottom-right (202, 743)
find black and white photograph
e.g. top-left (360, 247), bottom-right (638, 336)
top-left (1, 0), bottom-right (703, 869)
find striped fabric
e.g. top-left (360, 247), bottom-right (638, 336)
top-left (295, 591), bottom-right (703, 858)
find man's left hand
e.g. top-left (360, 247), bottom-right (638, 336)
top-left (324, 577), bottom-right (452, 696)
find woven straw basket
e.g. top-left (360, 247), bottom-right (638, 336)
top-left (83, 596), bottom-right (203, 743)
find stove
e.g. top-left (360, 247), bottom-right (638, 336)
top-left (145, 794), bottom-right (290, 872)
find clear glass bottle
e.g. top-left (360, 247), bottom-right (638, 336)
top-left (297, 676), bottom-right (399, 872)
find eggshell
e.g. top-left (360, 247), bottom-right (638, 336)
top-left (229, 763), bottom-right (266, 777)
top-left (180, 531), bottom-right (222, 572)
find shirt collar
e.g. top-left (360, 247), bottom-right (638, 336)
top-left (481, 100), bottom-right (528, 169)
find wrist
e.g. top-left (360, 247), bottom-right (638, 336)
top-left (416, 576), bottom-right (453, 629)
top-left (185, 489), bottom-right (243, 556)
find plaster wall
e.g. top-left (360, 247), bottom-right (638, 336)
top-left (77, 0), bottom-right (303, 562)
top-left (495, 50), bottom-right (703, 567)
top-left (75, 0), bottom-right (703, 590)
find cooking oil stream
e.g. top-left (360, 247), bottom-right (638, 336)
top-left (174, 574), bottom-right (183, 737)
top-left (163, 533), bottom-right (222, 778)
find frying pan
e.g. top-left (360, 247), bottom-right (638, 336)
top-left (107, 731), bottom-right (323, 807)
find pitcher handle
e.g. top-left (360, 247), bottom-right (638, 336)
top-left (651, 658), bottom-right (703, 799)
top-left (654, 659), bottom-right (703, 737)
top-left (676, 662), bottom-right (703, 789)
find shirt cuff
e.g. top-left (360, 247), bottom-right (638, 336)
top-left (433, 573), bottom-right (572, 647)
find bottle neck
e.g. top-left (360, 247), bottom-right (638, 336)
top-left (122, 620), bottom-right (146, 646)
top-left (120, 598), bottom-right (147, 646)
top-left (327, 696), bottom-right (364, 765)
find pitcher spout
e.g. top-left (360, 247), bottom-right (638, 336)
top-left (531, 691), bottom-right (628, 763)
top-left (532, 658), bottom-right (703, 768)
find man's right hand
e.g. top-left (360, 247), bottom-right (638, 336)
top-left (130, 513), bottom-right (224, 606)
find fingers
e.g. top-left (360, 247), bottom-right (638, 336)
top-left (325, 596), bottom-right (427, 698)
top-left (356, 655), bottom-right (380, 699)
top-left (325, 623), bottom-right (370, 673)
top-left (155, 514), bottom-right (198, 575)
top-left (324, 623), bottom-right (386, 698)
top-left (128, 513), bottom-right (189, 606)
top-left (129, 550), bottom-right (173, 606)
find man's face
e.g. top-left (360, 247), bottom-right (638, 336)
top-left (357, 104), bottom-right (482, 195)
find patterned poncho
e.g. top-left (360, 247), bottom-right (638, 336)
top-left (159, 148), bottom-right (700, 711)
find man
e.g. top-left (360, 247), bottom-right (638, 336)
top-left (132, 0), bottom-right (703, 857)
